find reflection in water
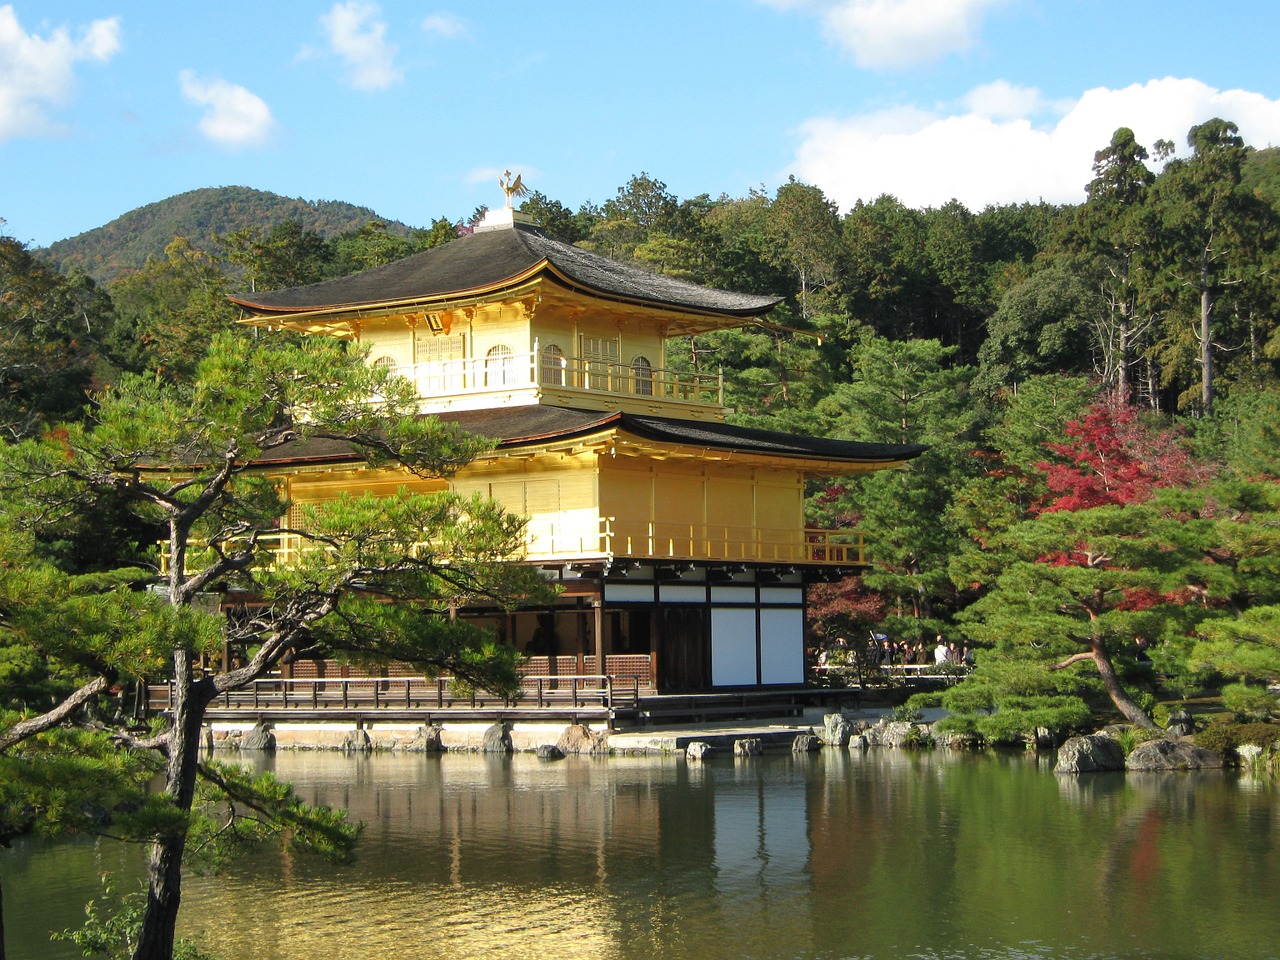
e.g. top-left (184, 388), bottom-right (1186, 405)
top-left (6, 749), bottom-right (1280, 960)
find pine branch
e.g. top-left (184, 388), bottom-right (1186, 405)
top-left (0, 675), bottom-right (109, 752)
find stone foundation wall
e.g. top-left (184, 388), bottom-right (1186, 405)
top-left (209, 720), bottom-right (608, 753)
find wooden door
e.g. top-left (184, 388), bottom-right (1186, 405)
top-left (658, 606), bottom-right (710, 691)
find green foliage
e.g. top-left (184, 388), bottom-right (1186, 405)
top-left (412, 217), bottom-right (460, 251)
top-left (43, 186), bottom-right (410, 284)
top-left (0, 234), bottom-right (118, 436)
top-left (975, 267), bottom-right (1100, 395)
top-left (1193, 607), bottom-right (1280, 684)
top-left (518, 191), bottom-right (596, 244)
top-left (807, 332), bottom-right (980, 625)
top-left (1195, 386), bottom-right (1280, 478)
top-left (218, 219), bottom-right (333, 293)
top-left (890, 702), bottom-right (924, 723)
top-left (330, 219), bottom-right (416, 274)
top-left (935, 693), bottom-right (1092, 745)
top-left (903, 723), bottom-right (934, 748)
top-left (186, 761), bottom-right (361, 872)
top-left (53, 875), bottom-right (216, 960)
top-left (1107, 725), bottom-right (1165, 756)
top-left (905, 690), bottom-right (943, 711)
top-left (1221, 682), bottom-right (1279, 722)
top-left (1109, 727), bottom-right (1140, 755)
top-left (0, 331), bottom-right (551, 959)
top-left (934, 651), bottom-right (1096, 743)
top-left (1194, 720), bottom-right (1280, 755)
top-left (1146, 119), bottom-right (1278, 412)
top-left (0, 727), bottom-right (159, 845)
top-left (762, 178), bottom-right (843, 319)
top-left (106, 238), bottom-right (242, 379)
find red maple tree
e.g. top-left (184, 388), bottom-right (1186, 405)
top-left (1038, 401), bottom-right (1208, 513)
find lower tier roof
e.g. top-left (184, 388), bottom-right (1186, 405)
top-left (252, 406), bottom-right (927, 471)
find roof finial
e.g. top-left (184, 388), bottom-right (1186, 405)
top-left (499, 169), bottom-right (528, 209)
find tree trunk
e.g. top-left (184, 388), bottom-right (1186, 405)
top-left (1092, 642), bottom-right (1156, 729)
top-left (2, 872), bottom-right (7, 960)
top-left (132, 648), bottom-right (210, 960)
top-left (1201, 281), bottom-right (1214, 414)
top-left (1116, 316), bottom-right (1131, 401)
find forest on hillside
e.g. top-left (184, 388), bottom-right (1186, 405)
top-left (39, 186), bottom-right (422, 284)
top-left (4, 118), bottom-right (1280, 737)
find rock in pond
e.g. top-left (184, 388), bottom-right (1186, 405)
top-left (823, 713), bottom-right (853, 747)
top-left (1054, 734), bottom-right (1125, 773)
top-left (1126, 738), bottom-right (1223, 771)
top-left (341, 728), bottom-right (373, 753)
top-left (792, 734), bottom-right (822, 753)
top-left (557, 723), bottom-right (609, 755)
top-left (406, 724), bottom-right (445, 753)
top-left (1164, 710), bottom-right (1196, 738)
top-left (687, 741), bottom-right (717, 762)
top-left (239, 723), bottom-right (275, 752)
top-left (481, 721), bottom-right (513, 754)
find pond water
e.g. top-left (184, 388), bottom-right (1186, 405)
top-left (6, 747), bottom-right (1280, 960)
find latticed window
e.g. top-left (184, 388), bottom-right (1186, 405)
top-left (414, 333), bottom-right (466, 365)
top-left (484, 344), bottom-right (516, 386)
top-left (414, 333), bottom-right (465, 393)
top-left (631, 355), bottom-right (654, 396)
top-left (540, 344), bottom-right (566, 386)
top-left (580, 336), bottom-right (620, 391)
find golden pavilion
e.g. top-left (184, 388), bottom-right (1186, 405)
top-left (230, 202), bottom-right (924, 694)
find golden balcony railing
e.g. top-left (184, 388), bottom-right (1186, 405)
top-left (161, 521), bottom-right (867, 574)
top-left (385, 349), bottom-right (723, 408)
top-left (525, 517), bottom-right (867, 566)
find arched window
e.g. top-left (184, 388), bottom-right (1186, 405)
top-left (631, 355), bottom-right (654, 396)
top-left (484, 344), bottom-right (515, 387)
top-left (369, 355), bottom-right (400, 401)
top-left (540, 344), bottom-right (566, 387)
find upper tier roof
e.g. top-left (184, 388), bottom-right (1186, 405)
top-left (230, 221), bottom-right (781, 320)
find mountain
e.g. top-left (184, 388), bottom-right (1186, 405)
top-left (41, 186), bottom-right (415, 283)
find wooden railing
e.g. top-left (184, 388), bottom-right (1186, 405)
top-left (148, 673), bottom-right (642, 713)
top-left (613, 523), bottom-right (867, 566)
top-left (387, 349), bottom-right (723, 408)
top-left (814, 663), bottom-right (970, 687)
top-left (163, 522), bottom-right (867, 572)
top-left (521, 654), bottom-right (653, 687)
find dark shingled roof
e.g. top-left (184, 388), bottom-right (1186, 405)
top-left (252, 406), bottom-right (927, 468)
top-left (620, 413), bottom-right (928, 463)
top-left (232, 223), bottom-right (781, 318)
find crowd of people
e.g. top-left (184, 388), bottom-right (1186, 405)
top-left (817, 633), bottom-right (975, 673)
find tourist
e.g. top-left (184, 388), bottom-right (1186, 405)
top-left (933, 635), bottom-right (948, 666)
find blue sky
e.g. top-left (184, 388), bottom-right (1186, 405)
top-left (3, 1), bottom-right (1279, 249)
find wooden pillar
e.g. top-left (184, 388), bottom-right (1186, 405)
top-left (649, 605), bottom-right (661, 690)
top-left (592, 595), bottom-right (605, 676)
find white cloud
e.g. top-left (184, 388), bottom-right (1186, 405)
top-left (789, 77), bottom-right (1280, 211)
top-left (759, 0), bottom-right (1003, 69)
top-left (962, 81), bottom-right (1050, 121)
top-left (422, 13), bottom-right (467, 39)
top-left (179, 70), bottom-right (276, 149)
top-left (321, 1), bottom-right (401, 91)
top-left (0, 6), bottom-right (120, 141)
